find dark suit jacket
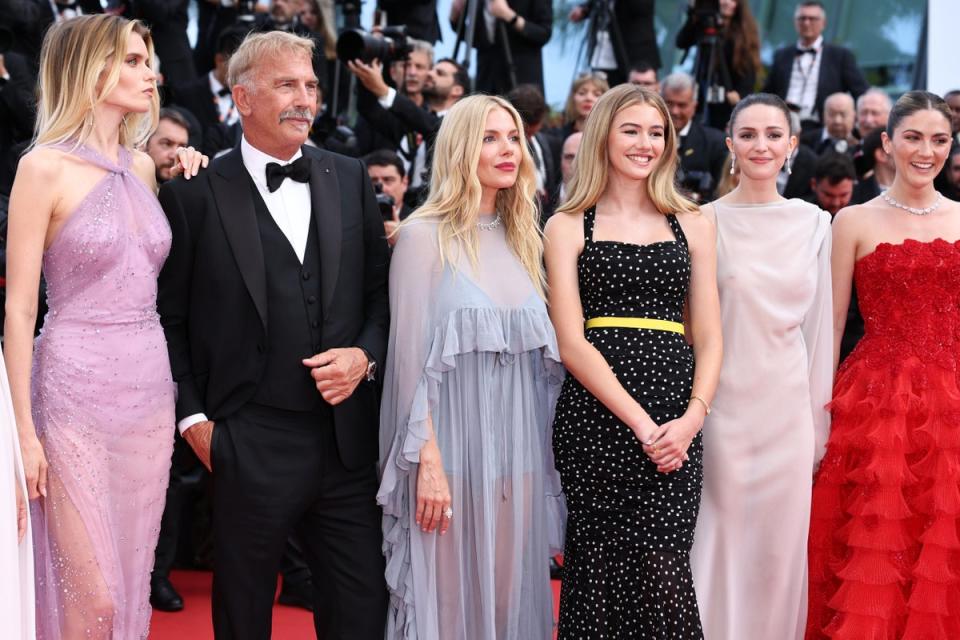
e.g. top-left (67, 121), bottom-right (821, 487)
top-left (783, 144), bottom-right (817, 200)
top-left (130, 0), bottom-right (197, 87)
top-left (468, 0), bottom-right (553, 94)
top-left (762, 43), bottom-right (868, 123)
top-left (679, 121), bottom-right (727, 187)
top-left (379, 0), bottom-right (441, 44)
top-left (157, 145), bottom-right (391, 469)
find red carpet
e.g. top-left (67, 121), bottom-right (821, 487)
top-left (149, 570), bottom-right (563, 639)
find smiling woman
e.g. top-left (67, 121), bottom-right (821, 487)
top-left (546, 84), bottom-right (722, 638)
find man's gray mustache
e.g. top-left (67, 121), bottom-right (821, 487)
top-left (279, 109), bottom-right (314, 123)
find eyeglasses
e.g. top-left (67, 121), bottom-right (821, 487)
top-left (795, 16), bottom-right (823, 22)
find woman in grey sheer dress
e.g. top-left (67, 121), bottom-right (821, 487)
top-left (378, 95), bottom-right (565, 639)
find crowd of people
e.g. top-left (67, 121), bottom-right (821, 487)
top-left (1, 1), bottom-right (960, 640)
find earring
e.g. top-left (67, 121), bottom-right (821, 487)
top-left (729, 154), bottom-right (736, 175)
top-left (785, 157), bottom-right (793, 175)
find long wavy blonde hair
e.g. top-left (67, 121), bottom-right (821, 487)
top-left (32, 14), bottom-right (159, 150)
top-left (557, 84), bottom-right (698, 218)
top-left (403, 94), bottom-right (545, 297)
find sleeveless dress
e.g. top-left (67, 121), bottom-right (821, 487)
top-left (552, 208), bottom-right (704, 638)
top-left (30, 143), bottom-right (175, 639)
top-left (807, 239), bottom-right (960, 639)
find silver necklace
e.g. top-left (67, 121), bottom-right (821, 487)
top-left (881, 190), bottom-right (943, 216)
top-left (477, 214), bottom-right (502, 231)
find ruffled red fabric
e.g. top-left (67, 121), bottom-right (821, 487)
top-left (807, 240), bottom-right (960, 640)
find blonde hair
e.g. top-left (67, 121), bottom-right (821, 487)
top-left (557, 84), bottom-right (698, 218)
top-left (403, 95), bottom-right (546, 297)
top-left (227, 30), bottom-right (316, 90)
top-left (563, 73), bottom-right (610, 126)
top-left (33, 14), bottom-right (159, 149)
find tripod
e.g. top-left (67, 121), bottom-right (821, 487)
top-left (452, 0), bottom-right (519, 91)
top-left (582, 0), bottom-right (630, 84)
top-left (690, 12), bottom-right (733, 127)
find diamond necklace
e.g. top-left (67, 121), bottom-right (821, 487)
top-left (880, 190), bottom-right (943, 216)
top-left (477, 214), bottom-right (502, 231)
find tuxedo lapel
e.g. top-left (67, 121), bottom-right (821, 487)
top-left (306, 148), bottom-right (342, 310)
top-left (211, 148), bottom-right (268, 329)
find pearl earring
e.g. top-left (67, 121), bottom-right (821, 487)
top-left (729, 155), bottom-right (736, 175)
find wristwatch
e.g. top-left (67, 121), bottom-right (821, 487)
top-left (359, 347), bottom-right (377, 382)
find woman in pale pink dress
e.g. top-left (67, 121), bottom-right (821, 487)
top-left (5, 15), bottom-right (204, 639)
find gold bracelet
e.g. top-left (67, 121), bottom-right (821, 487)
top-left (689, 394), bottom-right (711, 416)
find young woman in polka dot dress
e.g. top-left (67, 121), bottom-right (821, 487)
top-left (544, 84), bottom-right (723, 638)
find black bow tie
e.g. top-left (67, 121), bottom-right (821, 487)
top-left (217, 87), bottom-right (231, 97)
top-left (796, 47), bottom-right (817, 56)
top-left (265, 156), bottom-right (311, 193)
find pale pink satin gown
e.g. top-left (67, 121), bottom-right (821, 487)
top-left (30, 142), bottom-right (175, 639)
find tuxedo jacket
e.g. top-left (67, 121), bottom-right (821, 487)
top-left (762, 43), bottom-right (868, 123)
top-left (783, 144), bottom-right (817, 200)
top-left (157, 145), bottom-right (390, 469)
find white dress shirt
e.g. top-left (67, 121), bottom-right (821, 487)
top-left (786, 36), bottom-right (824, 122)
top-left (178, 136), bottom-right (313, 434)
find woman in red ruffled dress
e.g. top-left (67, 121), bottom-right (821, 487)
top-left (807, 91), bottom-right (960, 638)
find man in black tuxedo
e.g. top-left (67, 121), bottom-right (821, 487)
top-left (506, 84), bottom-right (558, 221)
top-left (157, 31), bottom-right (389, 639)
top-left (799, 91), bottom-right (858, 156)
top-left (662, 72), bottom-right (727, 203)
top-left (762, 1), bottom-right (867, 130)
top-left (450, 0), bottom-right (552, 95)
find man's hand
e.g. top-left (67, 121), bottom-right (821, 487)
top-left (303, 347), bottom-right (368, 405)
top-left (0, 54), bottom-right (8, 80)
top-left (488, 0), bottom-right (514, 20)
top-left (346, 59), bottom-right (390, 99)
top-left (184, 420), bottom-right (215, 472)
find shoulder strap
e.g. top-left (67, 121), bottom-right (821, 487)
top-left (667, 214), bottom-right (689, 250)
top-left (583, 207), bottom-right (596, 244)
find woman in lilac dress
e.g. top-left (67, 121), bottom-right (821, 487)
top-left (5, 15), bottom-right (204, 638)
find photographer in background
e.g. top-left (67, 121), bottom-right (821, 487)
top-left (378, 0), bottom-right (441, 44)
top-left (676, 0), bottom-right (760, 131)
top-left (364, 150), bottom-right (411, 246)
top-left (450, 0), bottom-right (553, 95)
top-left (662, 72), bottom-right (728, 203)
top-left (569, 0), bottom-right (660, 87)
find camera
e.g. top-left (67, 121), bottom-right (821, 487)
top-left (373, 183), bottom-right (396, 221)
top-left (678, 169), bottom-right (716, 203)
top-left (336, 26), bottom-right (412, 64)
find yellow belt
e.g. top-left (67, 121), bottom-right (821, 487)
top-left (584, 317), bottom-right (685, 335)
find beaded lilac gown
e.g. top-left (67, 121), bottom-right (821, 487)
top-left (30, 143), bottom-right (175, 639)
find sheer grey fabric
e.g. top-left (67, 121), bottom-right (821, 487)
top-left (378, 217), bottom-right (565, 640)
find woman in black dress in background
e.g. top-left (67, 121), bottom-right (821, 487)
top-left (544, 84), bottom-right (723, 637)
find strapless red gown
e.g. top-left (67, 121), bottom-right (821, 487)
top-left (807, 239), bottom-right (960, 639)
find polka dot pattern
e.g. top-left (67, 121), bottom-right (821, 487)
top-left (553, 208), bottom-right (704, 639)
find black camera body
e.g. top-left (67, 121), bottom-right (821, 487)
top-left (678, 169), bottom-right (716, 203)
top-left (336, 26), bottom-right (412, 64)
top-left (372, 183), bottom-right (396, 221)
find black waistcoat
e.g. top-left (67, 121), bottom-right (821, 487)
top-left (249, 179), bottom-right (324, 411)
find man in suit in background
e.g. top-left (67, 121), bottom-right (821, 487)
top-left (569, 0), bottom-right (660, 87)
top-left (799, 92), bottom-right (858, 155)
top-left (507, 84), bottom-right (558, 221)
top-left (856, 88), bottom-right (892, 141)
top-left (169, 25), bottom-right (249, 157)
top-left (158, 31), bottom-right (389, 639)
top-left (662, 73), bottom-right (727, 203)
top-left (128, 0), bottom-right (196, 87)
top-left (450, 0), bottom-right (553, 95)
top-left (763, 0), bottom-right (867, 131)
top-left (378, 0), bottom-right (441, 44)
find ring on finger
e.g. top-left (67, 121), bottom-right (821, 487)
top-left (443, 507), bottom-right (453, 519)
